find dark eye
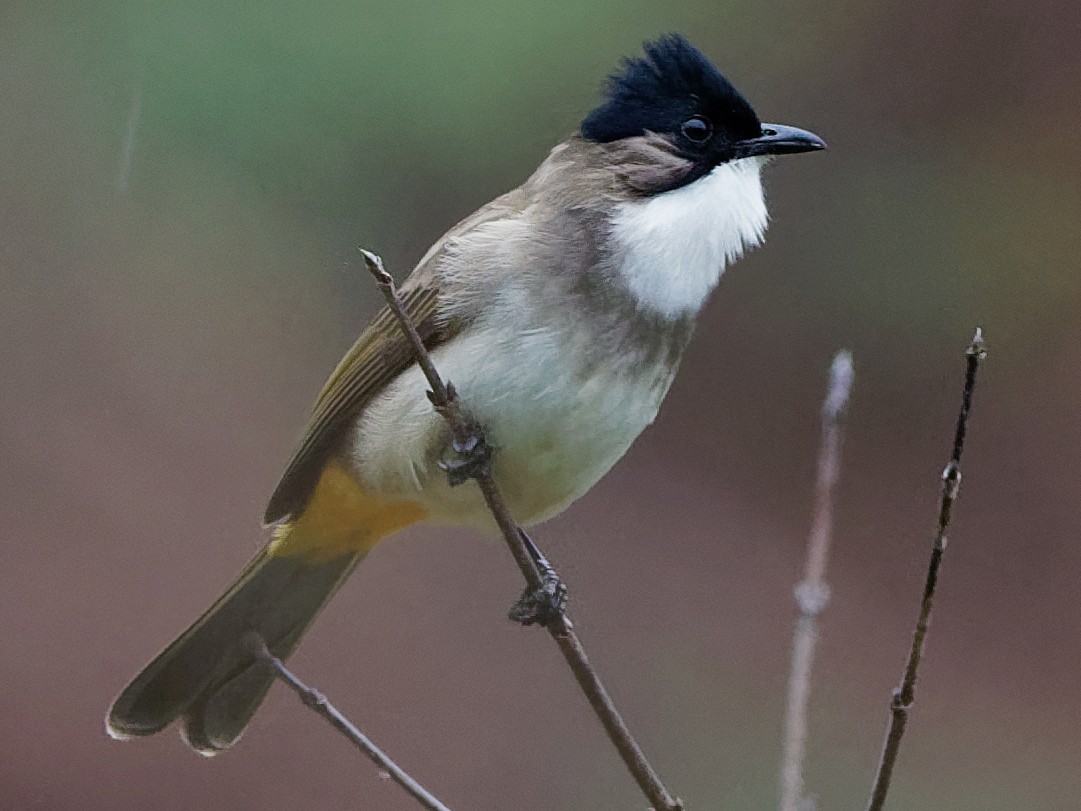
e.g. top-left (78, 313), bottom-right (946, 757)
top-left (681, 115), bottom-right (712, 143)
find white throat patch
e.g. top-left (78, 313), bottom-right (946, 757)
top-left (610, 156), bottom-right (768, 319)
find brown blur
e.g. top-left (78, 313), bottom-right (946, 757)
top-left (3, 2), bottom-right (1080, 809)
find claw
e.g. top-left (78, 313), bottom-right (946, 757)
top-left (508, 529), bottom-right (568, 627)
top-left (438, 429), bottom-right (493, 486)
top-left (508, 575), bottom-right (568, 627)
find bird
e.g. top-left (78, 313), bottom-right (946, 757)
top-left (107, 33), bottom-right (825, 755)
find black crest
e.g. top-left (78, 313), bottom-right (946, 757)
top-left (581, 34), bottom-right (762, 154)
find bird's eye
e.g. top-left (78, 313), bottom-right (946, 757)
top-left (681, 115), bottom-right (713, 143)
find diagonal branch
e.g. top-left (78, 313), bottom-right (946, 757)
top-left (245, 633), bottom-right (453, 811)
top-left (865, 328), bottom-right (987, 811)
top-left (360, 248), bottom-right (684, 811)
top-left (780, 350), bottom-right (854, 811)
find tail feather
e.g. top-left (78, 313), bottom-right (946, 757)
top-left (107, 546), bottom-right (361, 754)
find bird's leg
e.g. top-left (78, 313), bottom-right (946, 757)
top-left (508, 529), bottom-right (568, 627)
top-left (435, 410), bottom-right (565, 626)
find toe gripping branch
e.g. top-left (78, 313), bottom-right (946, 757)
top-left (509, 529), bottom-right (568, 627)
top-left (437, 414), bottom-right (494, 486)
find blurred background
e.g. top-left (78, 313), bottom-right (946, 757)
top-left (3, 1), bottom-right (1080, 809)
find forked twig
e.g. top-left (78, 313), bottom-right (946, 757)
top-left (865, 328), bottom-right (987, 811)
top-left (245, 633), bottom-right (453, 811)
top-left (780, 351), bottom-right (854, 811)
top-left (360, 248), bottom-right (684, 811)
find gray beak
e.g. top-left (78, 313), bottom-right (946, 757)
top-left (732, 123), bottom-right (827, 159)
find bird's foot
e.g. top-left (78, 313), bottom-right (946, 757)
top-left (508, 530), bottom-right (568, 627)
top-left (439, 428), bottom-right (493, 486)
top-left (509, 576), bottom-right (568, 627)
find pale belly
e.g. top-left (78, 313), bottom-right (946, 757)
top-left (349, 324), bottom-right (676, 529)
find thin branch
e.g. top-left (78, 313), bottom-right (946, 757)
top-left (360, 249), bottom-right (544, 591)
top-left (244, 633), bottom-right (453, 811)
top-left (116, 86), bottom-right (141, 194)
top-left (780, 351), bottom-right (854, 811)
top-left (360, 248), bottom-right (684, 811)
top-left (865, 328), bottom-right (987, 811)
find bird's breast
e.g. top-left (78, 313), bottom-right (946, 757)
top-left (350, 316), bottom-right (681, 529)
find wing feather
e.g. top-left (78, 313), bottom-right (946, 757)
top-left (263, 284), bottom-right (457, 524)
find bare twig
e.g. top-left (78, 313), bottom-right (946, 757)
top-left (116, 86), bottom-right (141, 194)
top-left (244, 633), bottom-right (453, 811)
top-left (865, 328), bottom-right (987, 811)
top-left (360, 248), bottom-right (684, 811)
top-left (780, 351), bottom-right (854, 811)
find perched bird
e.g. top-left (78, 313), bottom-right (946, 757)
top-left (107, 33), bottom-right (825, 754)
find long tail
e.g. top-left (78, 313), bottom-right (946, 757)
top-left (106, 545), bottom-right (361, 755)
top-left (108, 462), bottom-right (425, 753)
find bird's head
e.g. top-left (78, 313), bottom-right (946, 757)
top-left (581, 34), bottom-right (825, 193)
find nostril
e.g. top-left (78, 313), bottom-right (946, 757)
top-left (763, 127), bottom-right (777, 137)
